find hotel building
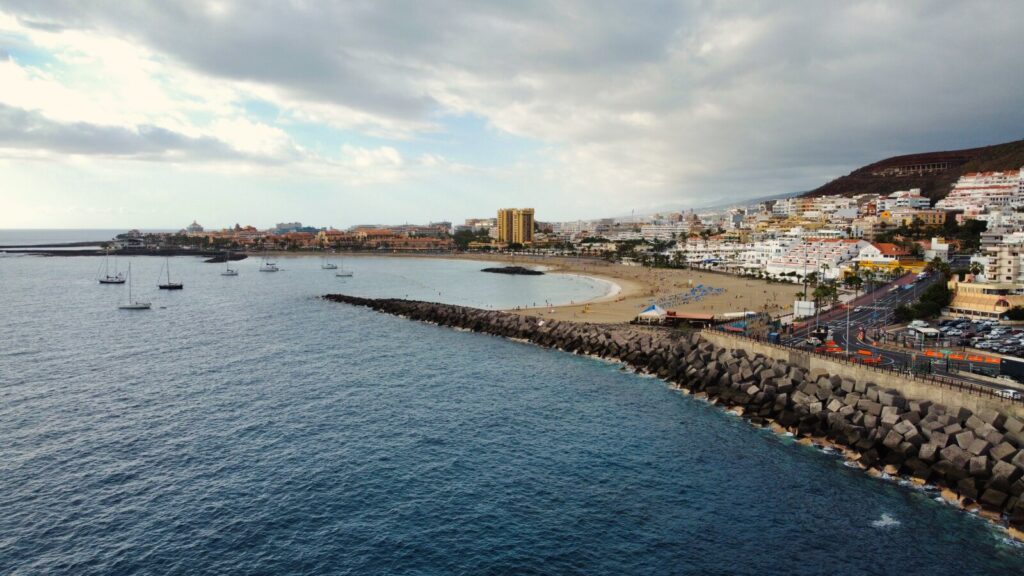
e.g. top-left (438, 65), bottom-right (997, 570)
top-left (497, 208), bottom-right (535, 245)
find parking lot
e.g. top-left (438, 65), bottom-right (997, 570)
top-left (936, 318), bottom-right (1024, 358)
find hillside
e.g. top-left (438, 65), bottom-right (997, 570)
top-left (803, 138), bottom-right (1024, 202)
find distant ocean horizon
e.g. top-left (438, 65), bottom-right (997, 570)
top-left (0, 229), bottom-right (175, 246)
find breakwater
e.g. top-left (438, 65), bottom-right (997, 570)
top-left (324, 294), bottom-right (1024, 533)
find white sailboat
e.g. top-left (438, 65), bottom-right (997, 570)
top-left (321, 254), bottom-right (338, 270)
top-left (98, 249), bottom-right (126, 284)
top-left (259, 251), bottom-right (279, 272)
top-left (335, 256), bottom-right (354, 277)
top-left (222, 251), bottom-right (239, 276)
top-left (118, 262), bottom-right (151, 310)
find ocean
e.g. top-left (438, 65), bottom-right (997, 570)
top-left (2, 254), bottom-right (1023, 574)
top-left (0, 229), bottom-right (143, 247)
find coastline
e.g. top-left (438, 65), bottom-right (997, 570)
top-left (323, 294), bottom-right (1024, 544)
top-left (313, 251), bottom-right (794, 324)
top-left (6, 248), bottom-right (801, 324)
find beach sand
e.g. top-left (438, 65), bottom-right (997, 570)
top-left (506, 257), bottom-right (796, 324)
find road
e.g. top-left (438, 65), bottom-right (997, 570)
top-left (779, 273), bottom-right (1011, 391)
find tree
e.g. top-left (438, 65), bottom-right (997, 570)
top-left (862, 269), bottom-right (876, 292)
top-left (812, 284), bottom-right (833, 309)
top-left (1006, 306), bottom-right (1024, 321)
top-left (894, 304), bottom-right (914, 323)
top-left (844, 274), bottom-right (863, 297)
top-left (969, 261), bottom-right (984, 277)
top-left (926, 256), bottom-right (952, 279)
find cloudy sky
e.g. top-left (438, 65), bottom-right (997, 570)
top-left (1, 1), bottom-right (1022, 229)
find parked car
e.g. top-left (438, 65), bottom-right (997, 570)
top-left (997, 388), bottom-right (1022, 400)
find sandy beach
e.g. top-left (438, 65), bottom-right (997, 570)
top-left (493, 256), bottom-right (796, 324)
top-left (264, 250), bottom-right (797, 324)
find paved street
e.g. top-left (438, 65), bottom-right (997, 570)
top-left (778, 272), bottom-right (1014, 391)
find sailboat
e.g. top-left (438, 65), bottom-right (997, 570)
top-left (158, 257), bottom-right (184, 289)
top-left (321, 254), bottom-right (338, 270)
top-left (98, 249), bottom-right (126, 284)
top-left (118, 262), bottom-right (151, 310)
top-left (259, 251), bottom-right (279, 272)
top-left (222, 251), bottom-right (239, 276)
top-left (335, 256), bottom-right (354, 277)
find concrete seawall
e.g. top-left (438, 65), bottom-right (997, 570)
top-left (324, 294), bottom-right (1024, 531)
top-left (700, 331), bottom-right (1024, 421)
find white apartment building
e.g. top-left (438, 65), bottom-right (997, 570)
top-left (738, 237), bottom-right (799, 271)
top-left (772, 198), bottom-right (798, 217)
top-left (672, 238), bottom-right (750, 269)
top-left (640, 222), bottom-right (689, 241)
top-left (765, 238), bottom-right (870, 281)
top-left (936, 169), bottom-right (1023, 212)
top-left (876, 188), bottom-right (931, 211)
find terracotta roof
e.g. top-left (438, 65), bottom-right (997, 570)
top-left (872, 242), bottom-right (909, 256)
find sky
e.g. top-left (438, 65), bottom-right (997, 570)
top-left (1, 1), bottom-right (1022, 230)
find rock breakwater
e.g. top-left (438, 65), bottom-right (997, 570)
top-left (323, 294), bottom-right (1024, 532)
top-left (480, 266), bottom-right (544, 275)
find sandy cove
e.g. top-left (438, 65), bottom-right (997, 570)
top-left (261, 251), bottom-right (799, 324)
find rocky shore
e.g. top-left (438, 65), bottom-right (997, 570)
top-left (324, 294), bottom-right (1024, 535)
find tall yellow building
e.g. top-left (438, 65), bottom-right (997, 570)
top-left (497, 208), bottom-right (535, 245)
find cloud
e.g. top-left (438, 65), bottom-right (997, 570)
top-left (0, 102), bottom-right (249, 160)
top-left (1, 1), bottom-right (1024, 222)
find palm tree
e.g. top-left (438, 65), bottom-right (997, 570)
top-left (862, 269), bottom-right (876, 293)
top-left (845, 273), bottom-right (863, 298)
top-left (969, 261), bottom-right (984, 278)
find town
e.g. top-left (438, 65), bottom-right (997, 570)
top-left (104, 166), bottom-right (1024, 329)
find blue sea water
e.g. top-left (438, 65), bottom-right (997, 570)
top-left (2, 254), bottom-right (1023, 575)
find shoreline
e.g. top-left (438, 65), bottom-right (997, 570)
top-left (3, 249), bottom-right (805, 324)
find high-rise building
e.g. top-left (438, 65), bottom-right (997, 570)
top-left (497, 208), bottom-right (535, 245)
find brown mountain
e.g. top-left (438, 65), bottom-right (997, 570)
top-left (803, 138), bottom-right (1024, 202)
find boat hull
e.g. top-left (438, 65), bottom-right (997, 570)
top-left (118, 303), bottom-right (152, 310)
top-left (159, 283), bottom-right (184, 290)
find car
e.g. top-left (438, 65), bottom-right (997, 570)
top-left (978, 342), bottom-right (993, 349)
top-left (854, 307), bottom-right (863, 313)
top-left (996, 388), bottom-right (1022, 400)
top-left (909, 320), bottom-right (929, 328)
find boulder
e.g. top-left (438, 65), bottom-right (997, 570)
top-left (883, 429), bottom-right (904, 450)
top-left (980, 488), bottom-right (1008, 510)
top-left (967, 438), bottom-right (991, 457)
top-left (978, 409), bottom-right (1006, 429)
top-left (955, 430), bottom-right (976, 450)
top-left (1005, 417), bottom-right (1024, 436)
top-left (941, 445), bottom-right (971, 469)
top-left (969, 455), bottom-right (989, 477)
top-left (991, 442), bottom-right (1017, 462)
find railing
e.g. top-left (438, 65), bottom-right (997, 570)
top-left (702, 328), bottom-right (1024, 405)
